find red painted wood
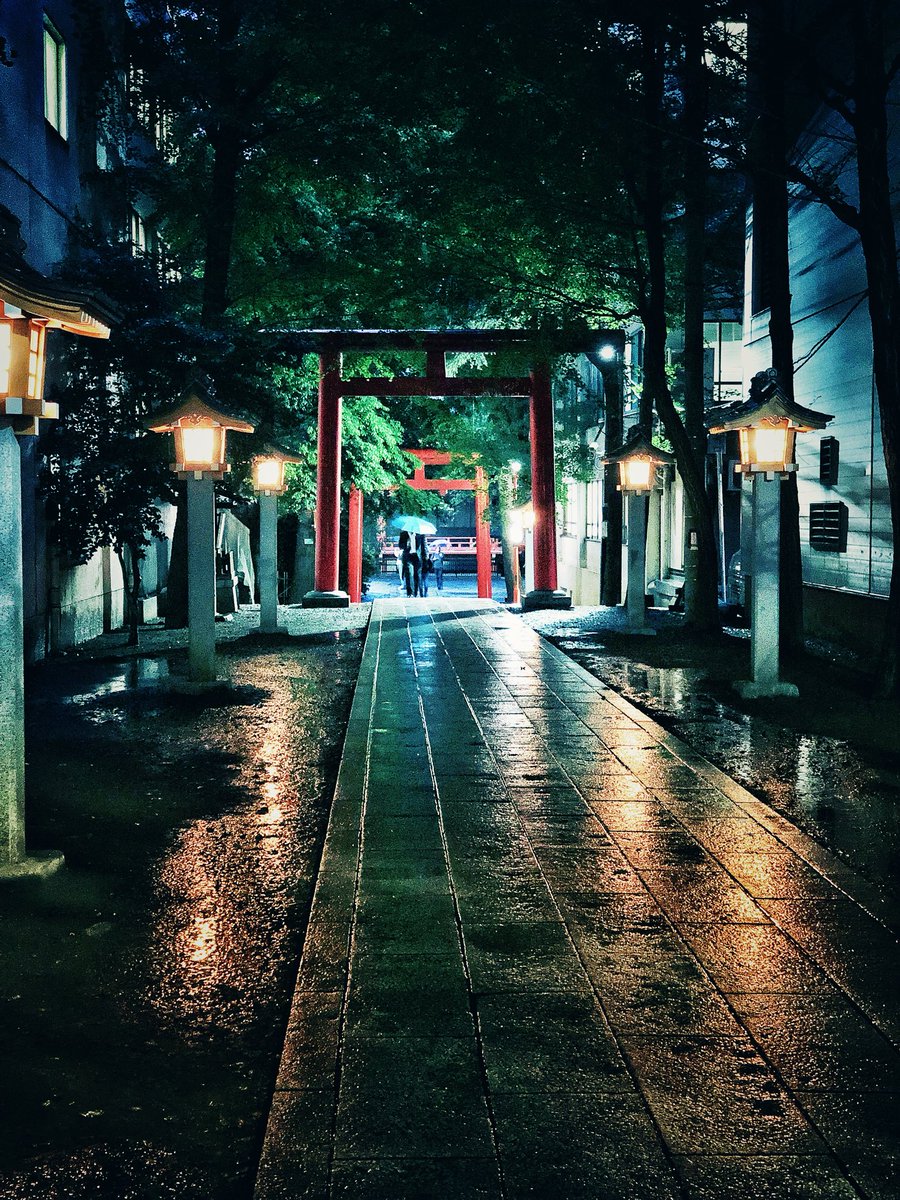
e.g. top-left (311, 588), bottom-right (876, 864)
top-left (314, 352), bottom-right (342, 592)
top-left (275, 328), bottom-right (622, 355)
top-left (475, 466), bottom-right (493, 599)
top-left (529, 363), bottom-right (558, 592)
top-left (348, 485), bottom-right (363, 603)
top-left (339, 377), bottom-right (531, 397)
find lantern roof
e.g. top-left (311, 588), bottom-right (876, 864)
top-left (708, 368), bottom-right (832, 434)
top-left (0, 209), bottom-right (116, 338)
top-left (255, 439), bottom-right (304, 465)
top-left (145, 384), bottom-right (255, 435)
top-left (602, 425), bottom-right (675, 467)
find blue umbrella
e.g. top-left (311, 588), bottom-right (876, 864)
top-left (390, 514), bottom-right (437, 535)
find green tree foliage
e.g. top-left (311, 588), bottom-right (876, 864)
top-left (39, 250), bottom-right (182, 644)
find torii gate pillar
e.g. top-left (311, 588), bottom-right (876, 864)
top-left (347, 485), bottom-right (363, 604)
top-left (523, 361), bottom-right (572, 611)
top-left (304, 353), bottom-right (350, 607)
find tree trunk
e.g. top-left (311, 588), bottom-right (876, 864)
top-left (680, 1), bottom-right (720, 630)
top-left (164, 483), bottom-right (188, 628)
top-left (639, 12), bottom-right (719, 631)
top-left (852, 1), bottom-right (900, 694)
top-left (750, 0), bottom-right (804, 656)
top-left (201, 124), bottom-right (242, 322)
top-left (200, 0), bottom-right (244, 323)
top-left (118, 544), bottom-right (144, 648)
top-left (598, 356), bottom-right (623, 607)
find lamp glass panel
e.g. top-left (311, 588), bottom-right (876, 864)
top-left (26, 324), bottom-right (46, 400)
top-left (621, 458), bottom-right (652, 490)
top-left (752, 425), bottom-right (789, 466)
top-left (255, 458), bottom-right (283, 490)
top-left (0, 322), bottom-right (10, 395)
top-left (181, 426), bottom-right (218, 466)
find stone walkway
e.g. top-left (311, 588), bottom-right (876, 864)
top-left (254, 598), bottom-right (900, 1200)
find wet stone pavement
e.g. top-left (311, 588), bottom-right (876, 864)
top-left (525, 609), bottom-right (900, 901)
top-left (0, 619), bottom-right (364, 1198)
top-left (258, 599), bottom-right (900, 1200)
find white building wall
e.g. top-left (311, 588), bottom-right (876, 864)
top-left (743, 92), bottom-right (898, 610)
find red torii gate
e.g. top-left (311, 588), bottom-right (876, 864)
top-left (271, 329), bottom-right (621, 611)
top-left (347, 449), bottom-right (492, 603)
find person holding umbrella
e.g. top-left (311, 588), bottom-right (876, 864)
top-left (391, 515), bottom-right (436, 598)
top-left (398, 530), bottom-right (420, 597)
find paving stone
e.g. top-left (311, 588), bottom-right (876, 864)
top-left (611, 827), bottom-right (714, 870)
top-left (579, 774), bottom-right (656, 802)
top-left (674, 1153), bottom-right (860, 1199)
top-left (258, 1088), bottom-right (335, 1173)
top-left (331, 1157), bottom-right (502, 1199)
top-left (276, 992), bottom-right (341, 1090)
top-left (476, 992), bottom-right (632, 1093)
top-left (518, 810), bottom-right (613, 846)
top-left (464, 920), bottom-right (590, 994)
top-left (640, 865), bottom-right (771, 925)
top-left (679, 923), bottom-right (837, 994)
top-left (589, 800), bottom-right (680, 830)
top-left (532, 844), bottom-right (645, 892)
top-left (562, 913), bottom-right (740, 1035)
top-left (795, 1090), bottom-right (900, 1196)
top-left (354, 893), bottom-right (460, 956)
top-left (334, 1035), bottom-right (494, 1160)
top-left (732, 992), bottom-right (900, 1091)
top-left (345, 951), bottom-right (473, 1036)
top-left (492, 1091), bottom-right (682, 1200)
top-left (621, 1034), bottom-right (825, 1155)
top-left (713, 850), bottom-right (838, 898)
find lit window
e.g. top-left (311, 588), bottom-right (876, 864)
top-left (585, 477), bottom-right (602, 540)
top-left (129, 209), bottom-right (148, 256)
top-left (43, 16), bottom-right (67, 138)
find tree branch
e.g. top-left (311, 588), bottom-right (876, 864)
top-left (785, 163), bottom-right (860, 229)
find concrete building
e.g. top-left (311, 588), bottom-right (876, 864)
top-left (555, 321), bottom-right (742, 611)
top-left (0, 2), bottom-right (173, 659)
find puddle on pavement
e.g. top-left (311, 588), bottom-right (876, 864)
top-left (554, 636), bottom-right (900, 899)
top-left (0, 638), bottom-right (361, 1198)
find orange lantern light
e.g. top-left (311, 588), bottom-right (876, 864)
top-left (708, 369), bottom-right (832, 475)
top-left (145, 385), bottom-right (255, 480)
top-left (602, 427), bottom-right (674, 493)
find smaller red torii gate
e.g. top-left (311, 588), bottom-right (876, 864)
top-left (347, 449), bottom-right (492, 603)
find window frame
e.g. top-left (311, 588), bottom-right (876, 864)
top-left (43, 15), bottom-right (68, 139)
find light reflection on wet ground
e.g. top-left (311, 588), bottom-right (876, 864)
top-left (0, 632), bottom-right (362, 1198)
top-left (553, 634), bottom-right (900, 899)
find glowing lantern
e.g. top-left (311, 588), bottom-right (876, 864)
top-left (252, 443), bottom-right (303, 495)
top-left (602, 427), bottom-right (674, 492)
top-left (708, 369), bottom-right (832, 474)
top-left (145, 385), bottom-right (255, 479)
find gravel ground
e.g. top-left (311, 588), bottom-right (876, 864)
top-left (0, 607), bottom-right (367, 1199)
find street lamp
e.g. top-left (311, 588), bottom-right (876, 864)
top-left (709, 367), bottom-right (832, 698)
top-left (0, 227), bottom-right (113, 878)
top-left (252, 443), bottom-right (302, 633)
top-left (603, 427), bottom-right (674, 634)
top-left (146, 385), bottom-right (254, 683)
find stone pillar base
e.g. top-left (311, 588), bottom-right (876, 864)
top-left (0, 850), bottom-right (65, 880)
top-left (521, 589), bottom-right (572, 613)
top-left (302, 590), bottom-right (351, 609)
top-left (734, 679), bottom-right (799, 699)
